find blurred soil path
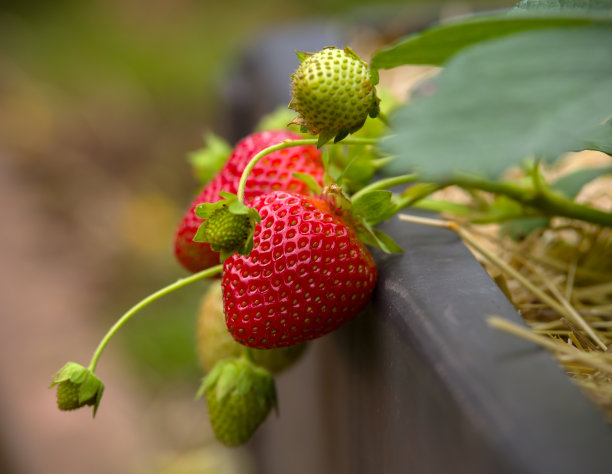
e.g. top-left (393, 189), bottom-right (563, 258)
top-left (0, 154), bottom-right (158, 474)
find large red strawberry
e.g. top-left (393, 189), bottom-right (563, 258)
top-left (222, 190), bottom-right (378, 349)
top-left (174, 130), bottom-right (324, 272)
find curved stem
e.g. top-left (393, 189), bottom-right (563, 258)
top-left (350, 173), bottom-right (418, 202)
top-left (236, 137), bottom-right (378, 203)
top-left (88, 264), bottom-right (223, 372)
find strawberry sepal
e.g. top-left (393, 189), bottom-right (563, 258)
top-left (193, 192), bottom-right (260, 261)
top-left (50, 362), bottom-right (104, 416)
top-left (199, 357), bottom-right (277, 446)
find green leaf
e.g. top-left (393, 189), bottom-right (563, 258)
top-left (255, 106), bottom-right (301, 133)
top-left (317, 130), bottom-right (335, 148)
top-left (371, 228), bottom-right (403, 253)
top-left (552, 164), bottom-right (612, 198)
top-left (215, 362), bottom-right (239, 402)
top-left (295, 50), bottom-right (311, 63)
top-left (69, 367), bottom-right (90, 384)
top-left (194, 203), bottom-right (215, 220)
top-left (50, 362), bottom-right (87, 386)
top-left (338, 155), bottom-right (378, 194)
top-left (582, 120), bottom-right (612, 155)
top-left (381, 27), bottom-right (612, 181)
top-left (352, 190), bottom-right (393, 223)
top-left (192, 222), bottom-right (209, 243)
top-left (188, 132), bottom-right (231, 185)
top-left (293, 172), bottom-right (323, 195)
top-left (93, 384), bottom-right (104, 417)
top-left (194, 192), bottom-right (239, 219)
top-left (218, 191), bottom-right (237, 201)
top-left (199, 361), bottom-right (225, 398)
top-left (370, 14), bottom-right (607, 69)
top-left (502, 216), bottom-right (550, 240)
top-left (513, 0), bottom-right (612, 13)
top-left (357, 222), bottom-right (403, 254)
top-left (228, 200), bottom-right (249, 215)
top-left (79, 373), bottom-right (102, 403)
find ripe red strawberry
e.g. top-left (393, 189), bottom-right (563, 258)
top-left (222, 190), bottom-right (378, 349)
top-left (174, 130), bottom-right (324, 273)
top-left (196, 281), bottom-right (307, 374)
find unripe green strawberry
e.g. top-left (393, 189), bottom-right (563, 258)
top-left (50, 362), bottom-right (105, 416)
top-left (289, 46), bottom-right (380, 146)
top-left (199, 206), bottom-right (251, 253)
top-left (196, 281), bottom-right (306, 374)
top-left (56, 380), bottom-right (96, 411)
top-left (193, 192), bottom-right (260, 262)
top-left (200, 357), bottom-right (276, 446)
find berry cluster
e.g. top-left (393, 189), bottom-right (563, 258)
top-left (177, 123), bottom-right (380, 443)
top-left (52, 46), bottom-right (391, 448)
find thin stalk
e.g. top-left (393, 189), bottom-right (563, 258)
top-left (350, 173), bottom-right (418, 202)
top-left (242, 347), bottom-right (256, 363)
top-left (515, 256), bottom-right (608, 351)
top-left (236, 137), bottom-right (378, 203)
top-left (390, 184), bottom-right (445, 213)
top-left (88, 264), bottom-right (223, 372)
top-left (447, 175), bottom-right (612, 228)
top-left (488, 317), bottom-right (612, 374)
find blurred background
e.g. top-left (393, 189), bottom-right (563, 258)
top-left (0, 0), bottom-right (512, 473)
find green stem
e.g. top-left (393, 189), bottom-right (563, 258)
top-left (87, 264), bottom-right (223, 372)
top-left (350, 173), bottom-right (418, 202)
top-left (242, 347), bottom-right (256, 363)
top-left (236, 137), bottom-right (378, 203)
top-left (377, 112), bottom-right (391, 127)
top-left (391, 184), bottom-right (444, 213)
top-left (448, 175), bottom-right (612, 228)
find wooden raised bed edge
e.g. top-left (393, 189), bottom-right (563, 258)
top-left (250, 212), bottom-right (612, 474)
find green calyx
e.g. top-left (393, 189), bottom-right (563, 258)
top-left (188, 132), bottom-right (232, 185)
top-left (50, 362), bottom-right (104, 416)
top-left (197, 357), bottom-right (277, 446)
top-left (323, 184), bottom-right (402, 254)
top-left (194, 192), bottom-right (261, 261)
top-left (289, 46), bottom-right (380, 147)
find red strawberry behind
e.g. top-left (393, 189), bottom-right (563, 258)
top-left (175, 130), bottom-right (324, 272)
top-left (222, 190), bottom-right (378, 349)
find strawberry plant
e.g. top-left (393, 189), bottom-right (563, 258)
top-left (51, 0), bottom-right (612, 448)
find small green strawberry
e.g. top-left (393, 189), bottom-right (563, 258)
top-left (196, 281), bottom-right (307, 373)
top-left (50, 362), bottom-right (104, 416)
top-left (56, 380), bottom-right (97, 410)
top-left (198, 357), bottom-right (277, 446)
top-left (289, 46), bottom-right (380, 147)
top-left (199, 207), bottom-right (251, 251)
top-left (193, 191), bottom-right (260, 261)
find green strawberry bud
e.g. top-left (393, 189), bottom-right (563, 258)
top-left (56, 380), bottom-right (97, 411)
top-left (198, 357), bottom-right (277, 447)
top-left (194, 191), bottom-right (261, 261)
top-left (289, 46), bottom-right (380, 147)
top-left (50, 362), bottom-right (104, 416)
top-left (200, 206), bottom-right (251, 252)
